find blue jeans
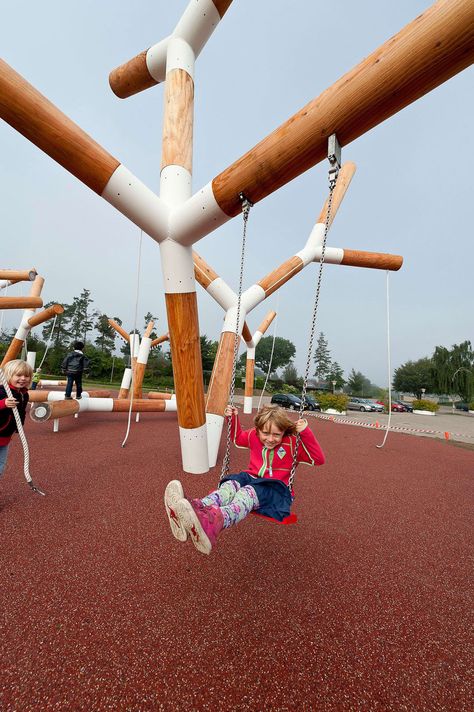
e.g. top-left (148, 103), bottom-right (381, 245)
top-left (65, 373), bottom-right (83, 398)
top-left (0, 444), bottom-right (10, 475)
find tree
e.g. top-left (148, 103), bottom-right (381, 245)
top-left (313, 332), bottom-right (331, 381)
top-left (282, 362), bottom-right (299, 387)
top-left (254, 336), bottom-right (295, 375)
top-left (69, 289), bottom-right (98, 344)
top-left (200, 335), bottom-right (218, 372)
top-left (41, 299), bottom-right (73, 348)
top-left (393, 358), bottom-right (434, 399)
top-left (346, 369), bottom-right (372, 397)
top-left (327, 361), bottom-right (345, 390)
top-left (94, 314), bottom-right (116, 354)
top-left (431, 340), bottom-right (473, 401)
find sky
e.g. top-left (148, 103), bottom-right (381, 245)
top-left (1, 0), bottom-right (472, 387)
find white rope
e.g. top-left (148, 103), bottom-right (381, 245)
top-left (121, 230), bottom-right (143, 448)
top-left (257, 292), bottom-right (280, 412)
top-left (0, 366), bottom-right (45, 494)
top-left (36, 314), bottom-right (58, 371)
top-left (377, 270), bottom-right (392, 449)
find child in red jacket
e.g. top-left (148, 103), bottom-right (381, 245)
top-left (0, 359), bottom-right (33, 478)
top-left (164, 404), bottom-right (325, 555)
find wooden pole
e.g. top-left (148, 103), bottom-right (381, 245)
top-left (108, 319), bottom-right (130, 343)
top-left (0, 296), bottom-right (43, 310)
top-left (27, 304), bottom-right (64, 328)
top-left (159, 36), bottom-right (209, 474)
top-left (1, 275), bottom-right (45, 366)
top-left (0, 269), bottom-right (37, 282)
top-left (150, 333), bottom-right (169, 348)
top-left (209, 0), bottom-right (474, 218)
top-left (30, 397), bottom-right (176, 422)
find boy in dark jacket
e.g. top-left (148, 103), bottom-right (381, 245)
top-left (0, 359), bottom-right (33, 477)
top-left (62, 341), bottom-right (90, 400)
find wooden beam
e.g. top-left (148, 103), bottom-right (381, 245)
top-left (108, 319), bottom-right (129, 343)
top-left (0, 60), bottom-right (120, 195)
top-left (28, 304), bottom-right (64, 328)
top-left (340, 250), bottom-right (403, 271)
top-left (161, 69), bottom-right (194, 173)
top-left (317, 161), bottom-right (356, 227)
top-left (150, 333), bottom-right (169, 348)
top-left (0, 269), bottom-right (36, 281)
top-left (211, 0), bottom-right (474, 216)
top-left (0, 296), bottom-right (43, 310)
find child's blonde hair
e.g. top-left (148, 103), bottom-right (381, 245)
top-left (1, 359), bottom-right (33, 385)
top-left (254, 404), bottom-right (297, 436)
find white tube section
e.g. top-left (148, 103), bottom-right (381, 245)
top-left (137, 337), bottom-right (152, 365)
top-left (130, 334), bottom-right (140, 359)
top-left (146, 37), bottom-right (170, 83)
top-left (120, 368), bottom-right (132, 390)
top-left (26, 351), bottom-right (36, 369)
top-left (222, 305), bottom-right (247, 335)
top-left (0, 280), bottom-right (14, 290)
top-left (295, 222), bottom-right (326, 265)
top-left (160, 166), bottom-right (192, 207)
top-left (169, 182), bottom-right (230, 246)
top-left (166, 37), bottom-right (195, 77)
top-left (247, 347), bottom-right (256, 360)
top-left (206, 412), bottom-right (224, 468)
top-left (173, 0), bottom-right (221, 58)
top-left (206, 277), bottom-right (237, 311)
top-left (53, 418), bottom-right (59, 433)
top-left (243, 396), bottom-right (253, 415)
top-left (179, 423), bottom-right (209, 473)
top-left (241, 284), bottom-right (266, 315)
top-left (101, 165), bottom-right (169, 243)
top-left (14, 312), bottom-right (34, 341)
top-left (159, 240), bottom-right (196, 293)
top-left (312, 246), bottom-right (345, 264)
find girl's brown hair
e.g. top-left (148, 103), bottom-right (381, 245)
top-left (1, 359), bottom-right (33, 385)
top-left (254, 404), bottom-right (297, 436)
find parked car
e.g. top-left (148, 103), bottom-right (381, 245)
top-left (302, 395), bottom-right (321, 412)
top-left (270, 393), bottom-right (302, 410)
top-left (376, 400), bottom-right (408, 412)
top-left (347, 397), bottom-right (384, 413)
top-left (395, 400), bottom-right (413, 412)
top-left (454, 401), bottom-right (469, 412)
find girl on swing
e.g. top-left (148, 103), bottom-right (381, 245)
top-left (164, 403), bottom-right (325, 555)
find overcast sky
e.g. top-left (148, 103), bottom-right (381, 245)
top-left (1, 1), bottom-right (472, 386)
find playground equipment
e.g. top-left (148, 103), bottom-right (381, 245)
top-left (1, 0), bottom-right (473, 472)
top-left (1, 274), bottom-right (63, 367)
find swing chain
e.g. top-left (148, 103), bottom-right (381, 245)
top-left (288, 136), bottom-right (340, 491)
top-left (220, 193), bottom-right (252, 481)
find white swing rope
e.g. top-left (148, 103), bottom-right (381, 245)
top-left (0, 366), bottom-right (45, 495)
top-left (257, 291), bottom-right (280, 413)
top-left (121, 229), bottom-right (143, 448)
top-left (376, 270), bottom-right (393, 449)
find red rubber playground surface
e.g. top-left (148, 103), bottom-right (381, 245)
top-left (0, 411), bottom-right (473, 711)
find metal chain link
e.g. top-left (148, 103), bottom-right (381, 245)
top-left (288, 170), bottom-right (338, 491)
top-left (220, 194), bottom-right (252, 481)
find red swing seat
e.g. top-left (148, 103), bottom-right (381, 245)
top-left (251, 511), bottom-right (298, 525)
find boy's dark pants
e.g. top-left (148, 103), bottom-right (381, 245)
top-left (65, 373), bottom-right (83, 398)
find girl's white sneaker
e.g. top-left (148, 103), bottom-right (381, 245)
top-left (164, 480), bottom-right (187, 542)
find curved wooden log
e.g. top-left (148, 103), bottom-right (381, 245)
top-left (108, 319), bottom-right (129, 342)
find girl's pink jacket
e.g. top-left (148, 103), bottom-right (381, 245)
top-left (229, 412), bottom-right (325, 488)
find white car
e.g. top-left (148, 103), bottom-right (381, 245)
top-left (347, 397), bottom-right (384, 413)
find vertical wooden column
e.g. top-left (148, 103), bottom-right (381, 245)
top-left (160, 38), bottom-right (208, 474)
top-left (243, 310), bottom-right (276, 414)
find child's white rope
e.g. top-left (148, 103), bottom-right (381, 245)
top-left (0, 366), bottom-right (45, 495)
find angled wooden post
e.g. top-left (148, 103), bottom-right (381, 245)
top-left (243, 311), bottom-right (277, 414)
